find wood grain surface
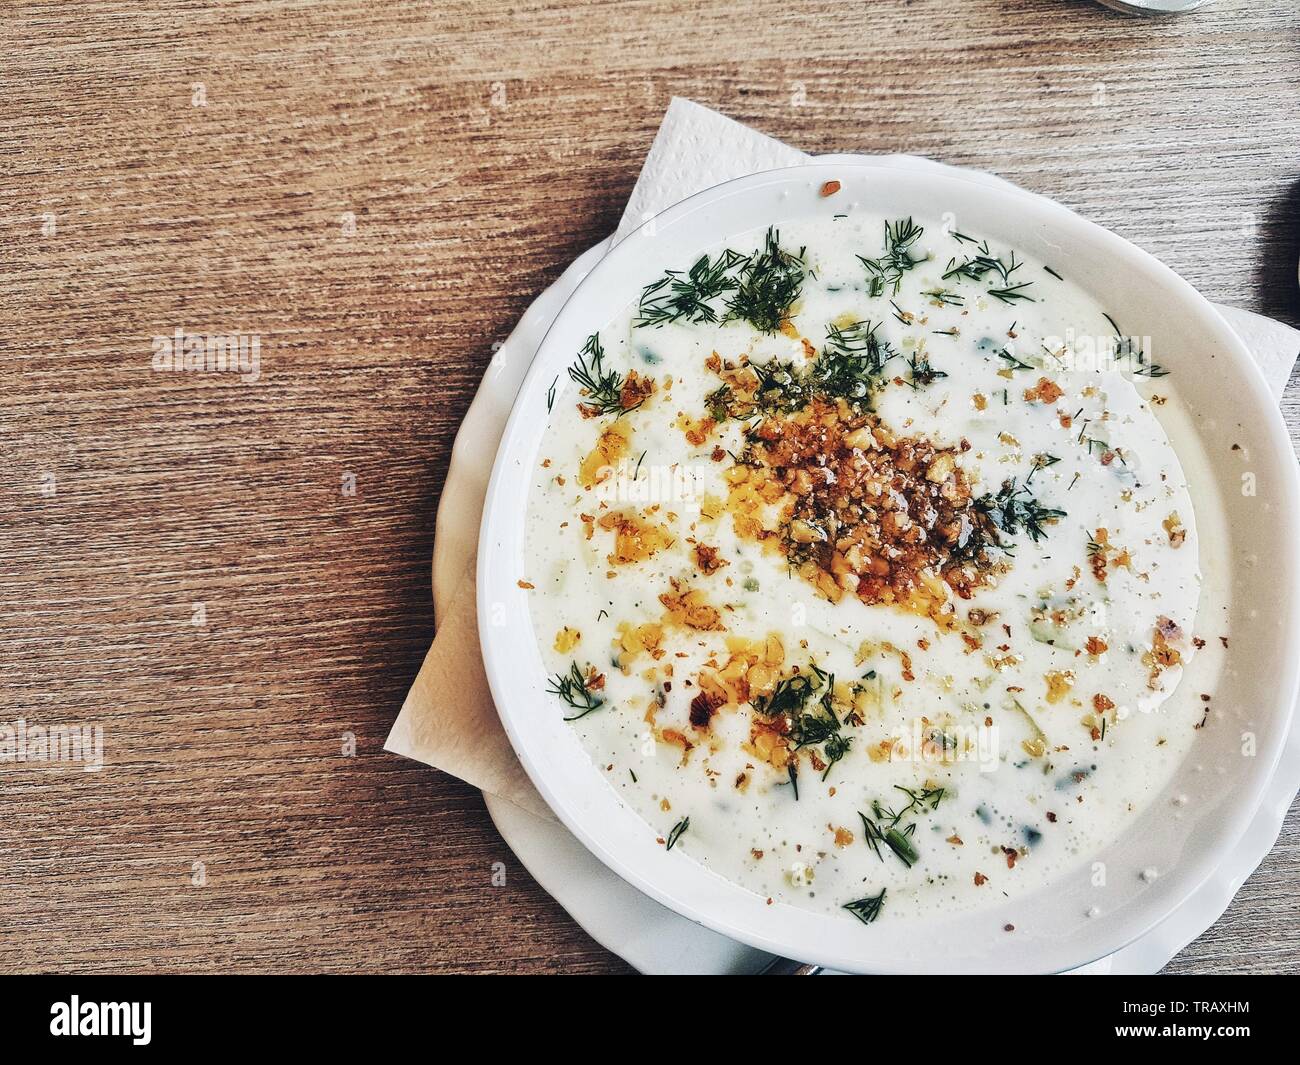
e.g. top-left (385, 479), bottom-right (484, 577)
top-left (2, 0), bottom-right (1297, 974)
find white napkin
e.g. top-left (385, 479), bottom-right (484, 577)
top-left (386, 98), bottom-right (1299, 821)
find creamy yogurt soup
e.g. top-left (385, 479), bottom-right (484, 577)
top-left (523, 209), bottom-right (1225, 923)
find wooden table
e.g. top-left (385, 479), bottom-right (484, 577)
top-left (2, 0), bottom-right (1297, 974)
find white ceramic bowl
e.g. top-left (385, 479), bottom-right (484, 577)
top-left (478, 162), bottom-right (1300, 973)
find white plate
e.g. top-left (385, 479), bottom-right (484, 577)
top-left (459, 294), bottom-right (1300, 974)
top-left (476, 161), bottom-right (1300, 974)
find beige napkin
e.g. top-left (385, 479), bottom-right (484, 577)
top-left (385, 99), bottom-right (1300, 824)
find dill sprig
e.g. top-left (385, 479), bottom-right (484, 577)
top-left (752, 670), bottom-right (821, 717)
top-left (922, 288), bottom-right (964, 306)
top-left (752, 665), bottom-right (852, 784)
top-left (996, 346), bottom-right (1033, 371)
top-left (943, 239), bottom-right (1036, 303)
top-left (811, 319), bottom-right (899, 402)
top-left (743, 320), bottom-right (905, 416)
top-left (665, 817), bottom-right (690, 850)
top-left (858, 217), bottom-right (925, 296)
top-left (705, 384), bottom-right (733, 422)
top-left (1025, 452), bottom-right (1061, 485)
top-left (546, 661), bottom-right (606, 721)
top-left (858, 785), bottom-right (945, 868)
top-left (567, 334), bottom-right (635, 417)
top-left (1105, 313), bottom-right (1169, 378)
top-left (988, 281), bottom-right (1036, 304)
top-left (633, 228), bottom-right (804, 334)
top-left (906, 351), bottom-right (948, 388)
top-left (750, 358), bottom-right (811, 412)
top-left (727, 227), bottom-right (806, 333)
top-left (635, 248), bottom-right (748, 326)
top-left (976, 477), bottom-right (1066, 543)
top-left (821, 732), bottom-right (852, 781)
top-left (843, 889), bottom-right (886, 925)
top-left (942, 240), bottom-right (1008, 283)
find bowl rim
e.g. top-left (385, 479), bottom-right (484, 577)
top-left (477, 160), bottom-right (1300, 973)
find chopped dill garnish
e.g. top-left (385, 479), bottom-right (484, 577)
top-left (932, 328), bottom-right (959, 336)
top-left (988, 282), bottom-right (1036, 304)
top-left (567, 334), bottom-right (637, 417)
top-left (1025, 452), bottom-right (1061, 485)
top-left (976, 477), bottom-right (1066, 543)
top-left (546, 661), bottom-right (606, 721)
top-left (843, 889), bottom-right (886, 925)
top-left (906, 351), bottom-right (948, 388)
top-left (1105, 313), bottom-right (1168, 377)
top-left (1044, 265), bottom-right (1064, 280)
top-left (812, 319), bottom-right (899, 402)
top-left (634, 228), bottom-right (804, 334)
top-left (743, 320), bottom-right (904, 414)
top-left (753, 665), bottom-right (850, 785)
top-left (705, 384), bottom-right (732, 422)
top-left (546, 375), bottom-right (558, 412)
top-left (821, 732), bottom-right (852, 781)
top-left (750, 358), bottom-right (810, 412)
top-left (1131, 361), bottom-right (1169, 379)
top-left (922, 288), bottom-right (964, 306)
top-left (727, 227), bottom-right (807, 333)
top-left (752, 670), bottom-right (821, 717)
top-left (635, 248), bottom-right (747, 326)
top-left (943, 241), bottom-right (1035, 302)
top-left (889, 299), bottom-right (912, 325)
top-left (997, 346), bottom-right (1033, 371)
top-left (858, 785), bottom-right (945, 868)
top-left (942, 240), bottom-right (1009, 283)
top-left (665, 817), bottom-right (690, 850)
top-left (858, 217), bottom-right (925, 296)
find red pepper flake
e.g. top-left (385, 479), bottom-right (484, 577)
top-left (1002, 846), bottom-right (1019, 869)
top-left (820, 180), bottom-right (842, 197)
top-left (974, 871), bottom-right (987, 886)
top-left (517, 579), bottom-right (535, 590)
top-left (1023, 377), bottom-right (1063, 404)
top-left (1046, 811), bottom-right (1057, 823)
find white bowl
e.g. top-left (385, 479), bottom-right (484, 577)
top-left (477, 162), bottom-right (1300, 973)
